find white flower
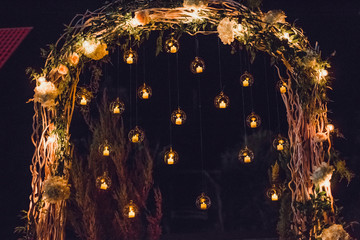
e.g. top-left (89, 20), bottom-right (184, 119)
top-left (43, 176), bottom-right (70, 204)
top-left (320, 224), bottom-right (350, 240)
top-left (82, 40), bottom-right (108, 60)
top-left (34, 81), bottom-right (59, 108)
top-left (310, 162), bottom-right (334, 186)
top-left (217, 18), bottom-right (237, 45)
top-left (263, 10), bottom-right (287, 25)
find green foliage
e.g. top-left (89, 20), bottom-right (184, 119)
top-left (277, 191), bottom-right (296, 240)
top-left (334, 160), bottom-right (354, 185)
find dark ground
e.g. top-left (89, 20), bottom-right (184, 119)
top-left (0, 0), bottom-right (360, 239)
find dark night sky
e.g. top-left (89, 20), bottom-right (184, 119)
top-left (0, 0), bottom-right (360, 239)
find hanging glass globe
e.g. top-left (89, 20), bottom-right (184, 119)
top-left (246, 112), bottom-right (261, 128)
top-left (128, 126), bottom-right (145, 143)
top-left (277, 80), bottom-right (287, 94)
top-left (96, 172), bottom-right (112, 191)
top-left (98, 140), bottom-right (112, 156)
top-left (214, 91), bottom-right (230, 109)
top-left (171, 108), bottom-right (187, 125)
top-left (124, 48), bottom-right (138, 65)
top-left (240, 71), bottom-right (254, 87)
top-left (109, 97), bottom-right (125, 115)
top-left (164, 147), bottom-right (179, 165)
top-left (123, 200), bottom-right (139, 219)
top-left (164, 37), bottom-right (179, 54)
top-left (273, 135), bottom-right (288, 151)
top-left (137, 83), bottom-right (152, 100)
top-left (266, 184), bottom-right (281, 201)
top-left (190, 57), bottom-right (205, 74)
top-left (195, 192), bottom-right (211, 210)
top-left (238, 146), bottom-right (254, 164)
top-left (76, 87), bottom-right (92, 106)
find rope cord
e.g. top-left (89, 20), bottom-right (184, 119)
top-left (217, 38), bottom-right (223, 91)
top-left (167, 54), bottom-right (173, 146)
top-left (263, 56), bottom-right (272, 131)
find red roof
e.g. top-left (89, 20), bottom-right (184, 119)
top-left (0, 27), bottom-right (32, 69)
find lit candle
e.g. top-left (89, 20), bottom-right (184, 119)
top-left (167, 155), bottom-right (174, 165)
top-left (128, 208), bottom-right (135, 218)
top-left (103, 146), bottom-right (110, 156)
top-left (142, 91), bottom-right (149, 99)
top-left (219, 100), bottom-right (226, 109)
top-left (196, 66), bottom-right (203, 73)
top-left (243, 79), bottom-right (249, 87)
top-left (271, 193), bottom-right (279, 201)
top-left (80, 96), bottom-right (87, 105)
top-left (200, 202), bottom-right (207, 210)
top-left (132, 134), bottom-right (139, 143)
top-left (277, 144), bottom-right (284, 151)
top-left (113, 106), bottom-right (120, 114)
top-left (250, 121), bottom-right (257, 128)
top-left (126, 55), bottom-right (134, 64)
top-left (170, 45), bottom-right (177, 53)
top-left (244, 155), bottom-right (251, 163)
top-left (175, 117), bottom-right (182, 125)
top-left (280, 86), bottom-right (286, 94)
top-left (100, 181), bottom-right (108, 190)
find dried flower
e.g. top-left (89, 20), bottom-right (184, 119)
top-left (68, 52), bottom-right (80, 66)
top-left (310, 162), bottom-right (334, 186)
top-left (83, 40), bottom-right (108, 60)
top-left (134, 10), bottom-right (151, 26)
top-left (314, 132), bottom-right (328, 142)
top-left (183, 0), bottom-right (208, 9)
top-left (320, 224), bottom-right (350, 240)
top-left (57, 64), bottom-right (69, 75)
top-left (43, 176), bottom-right (70, 203)
top-left (263, 10), bottom-right (287, 25)
top-left (217, 17), bottom-right (237, 45)
top-left (271, 162), bottom-right (280, 183)
top-left (34, 81), bottom-right (59, 108)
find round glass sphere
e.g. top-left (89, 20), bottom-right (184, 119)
top-left (96, 172), bottom-right (112, 191)
top-left (267, 184), bottom-right (281, 201)
top-left (109, 97), bottom-right (125, 115)
top-left (238, 146), bottom-right (254, 164)
top-left (98, 140), bottom-right (112, 156)
top-left (214, 91), bottom-right (230, 109)
top-left (164, 147), bottom-right (179, 165)
top-left (272, 135), bottom-right (288, 151)
top-left (124, 48), bottom-right (138, 65)
top-left (195, 192), bottom-right (211, 210)
top-left (277, 80), bottom-right (287, 94)
top-left (128, 126), bottom-right (145, 143)
top-left (123, 200), bottom-right (139, 218)
top-left (240, 71), bottom-right (254, 87)
top-left (76, 88), bottom-right (92, 106)
top-left (246, 112), bottom-right (261, 129)
top-left (190, 57), bottom-right (205, 74)
top-left (137, 83), bottom-right (152, 100)
top-left (171, 108), bottom-right (187, 125)
top-left (164, 37), bottom-right (179, 54)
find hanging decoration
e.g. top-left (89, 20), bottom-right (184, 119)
top-left (164, 37), bottom-right (180, 54)
top-left (171, 108), bottom-right (187, 125)
top-left (128, 126), bottom-right (145, 143)
top-left (98, 140), bottom-right (112, 156)
top-left (137, 83), bottom-right (152, 100)
top-left (246, 112), bottom-right (261, 128)
top-left (195, 192), bottom-right (211, 210)
top-left (109, 97), bottom-right (125, 115)
top-left (273, 135), bottom-right (288, 151)
top-left (267, 184), bottom-right (281, 201)
top-left (76, 87), bottom-right (92, 106)
top-left (123, 200), bottom-right (139, 219)
top-left (96, 172), bottom-right (112, 191)
top-left (240, 71), bottom-right (254, 87)
top-left (326, 123), bottom-right (334, 133)
top-left (277, 80), bottom-right (287, 94)
top-left (190, 57), bottom-right (205, 74)
top-left (214, 91), bottom-right (230, 109)
top-left (164, 147), bottom-right (179, 165)
top-left (124, 48), bottom-right (138, 65)
top-left (238, 146), bottom-right (254, 164)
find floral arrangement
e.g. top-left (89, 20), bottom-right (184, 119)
top-left (43, 176), bottom-right (70, 204)
top-left (320, 224), bottom-right (351, 240)
top-left (33, 80), bottom-right (59, 108)
top-left (310, 162), bottom-right (334, 186)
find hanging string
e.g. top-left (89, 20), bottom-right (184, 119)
top-left (135, 54), bottom-right (139, 126)
top-left (129, 64), bottom-right (132, 128)
top-left (117, 46), bottom-right (120, 97)
top-left (198, 77), bottom-right (206, 191)
top-left (195, 37), bottom-right (199, 56)
top-left (176, 52), bottom-right (180, 107)
top-left (217, 38), bottom-right (223, 91)
top-left (274, 67), bottom-right (282, 133)
top-left (240, 51), bottom-right (248, 145)
top-left (246, 51), bottom-right (255, 112)
top-left (263, 56), bottom-right (272, 131)
top-left (143, 46), bottom-right (146, 84)
top-left (167, 54), bottom-right (173, 146)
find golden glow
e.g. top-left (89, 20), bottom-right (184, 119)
top-left (113, 106), bottom-right (120, 114)
top-left (280, 85), bottom-right (286, 94)
top-left (277, 144), bottom-right (284, 151)
top-left (126, 54), bottom-right (134, 64)
top-left (175, 113), bottom-right (182, 125)
top-left (100, 179), bottom-right (108, 190)
top-left (128, 207), bottom-right (136, 218)
top-left (271, 192), bottom-right (279, 201)
top-left (80, 95), bottom-right (87, 105)
top-left (319, 69), bottom-right (328, 78)
top-left (244, 155), bottom-right (251, 163)
top-left (219, 100), bottom-right (226, 109)
top-left (200, 202), bottom-right (207, 210)
top-left (38, 76), bottom-right (46, 83)
top-left (326, 124), bottom-right (334, 132)
top-left (132, 134), bottom-right (139, 143)
top-left (196, 66), bottom-right (203, 73)
top-left (83, 40), bottom-right (97, 55)
top-left (142, 90), bottom-right (149, 99)
top-left (103, 146), bottom-right (110, 156)
top-left (282, 32), bottom-right (290, 41)
top-left (242, 79), bottom-right (249, 87)
top-left (250, 118), bottom-right (257, 128)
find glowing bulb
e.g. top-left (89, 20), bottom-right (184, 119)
top-left (326, 124), bottom-right (334, 132)
top-left (38, 76), bottom-right (46, 83)
top-left (319, 69), bottom-right (328, 78)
